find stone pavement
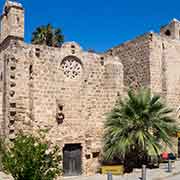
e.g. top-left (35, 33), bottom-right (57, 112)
top-left (63, 160), bottom-right (180, 180)
top-left (1, 161), bottom-right (180, 180)
top-left (166, 173), bottom-right (180, 180)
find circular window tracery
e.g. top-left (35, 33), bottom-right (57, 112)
top-left (61, 56), bottom-right (82, 80)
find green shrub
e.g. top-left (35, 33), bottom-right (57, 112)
top-left (0, 134), bottom-right (62, 180)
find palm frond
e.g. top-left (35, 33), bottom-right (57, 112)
top-left (103, 88), bottom-right (179, 163)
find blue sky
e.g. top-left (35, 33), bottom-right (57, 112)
top-left (1, 0), bottom-right (180, 52)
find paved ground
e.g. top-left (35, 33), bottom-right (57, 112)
top-left (1, 161), bottom-right (180, 180)
top-left (167, 174), bottom-right (180, 180)
top-left (63, 160), bottom-right (180, 180)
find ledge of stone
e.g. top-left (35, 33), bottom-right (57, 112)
top-left (0, 172), bottom-right (13, 180)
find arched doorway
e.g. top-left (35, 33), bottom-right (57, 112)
top-left (63, 144), bottom-right (82, 176)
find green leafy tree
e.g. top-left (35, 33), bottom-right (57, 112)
top-left (0, 134), bottom-right (62, 180)
top-left (31, 24), bottom-right (64, 47)
top-left (104, 88), bottom-right (179, 170)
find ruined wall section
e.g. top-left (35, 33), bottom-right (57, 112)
top-left (1, 40), bottom-right (123, 175)
top-left (149, 34), bottom-right (163, 95)
top-left (105, 34), bottom-right (152, 91)
top-left (0, 2), bottom-right (24, 43)
top-left (0, 47), bottom-right (6, 137)
top-left (0, 39), bottom-right (32, 139)
top-left (28, 42), bottom-right (123, 175)
top-left (149, 34), bottom-right (180, 154)
top-left (0, 92), bottom-right (2, 136)
top-left (150, 34), bottom-right (180, 111)
top-left (0, 44), bottom-right (15, 137)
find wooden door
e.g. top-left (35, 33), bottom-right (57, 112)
top-left (63, 144), bottom-right (82, 176)
top-left (178, 138), bottom-right (180, 158)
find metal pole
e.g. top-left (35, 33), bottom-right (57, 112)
top-left (168, 159), bottom-right (172, 172)
top-left (107, 172), bottom-right (113, 180)
top-left (142, 165), bottom-right (146, 180)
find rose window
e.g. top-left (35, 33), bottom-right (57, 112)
top-left (61, 56), bottom-right (82, 79)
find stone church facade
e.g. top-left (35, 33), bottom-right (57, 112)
top-left (0, 0), bottom-right (180, 176)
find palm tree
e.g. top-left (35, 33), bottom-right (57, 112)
top-left (104, 88), bottom-right (179, 170)
top-left (31, 24), bottom-right (64, 47)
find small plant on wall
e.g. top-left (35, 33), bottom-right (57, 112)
top-left (0, 133), bottom-right (62, 180)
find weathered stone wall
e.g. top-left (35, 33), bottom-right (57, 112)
top-left (1, 39), bottom-right (123, 175)
top-left (2, 31), bottom-right (179, 175)
top-left (0, 1), bottom-right (24, 43)
top-left (0, 92), bottom-right (3, 136)
top-left (160, 19), bottom-right (180, 40)
top-left (105, 34), bottom-right (151, 91)
top-left (105, 30), bottom-right (180, 116)
top-left (148, 33), bottom-right (180, 154)
top-left (150, 33), bottom-right (180, 114)
top-left (0, 49), bottom-right (3, 136)
top-left (0, 41), bottom-right (19, 138)
top-left (0, 172), bottom-right (13, 180)
top-left (104, 31), bottom-right (180, 154)
top-left (1, 0), bottom-right (180, 176)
